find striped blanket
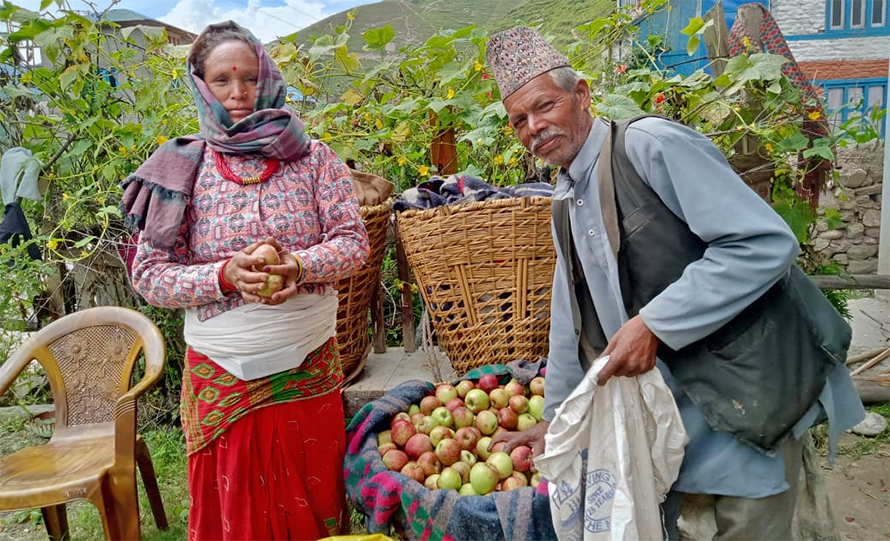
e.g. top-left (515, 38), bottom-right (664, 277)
top-left (344, 363), bottom-right (556, 541)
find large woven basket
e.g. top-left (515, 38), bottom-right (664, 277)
top-left (396, 196), bottom-right (556, 375)
top-left (335, 200), bottom-right (392, 383)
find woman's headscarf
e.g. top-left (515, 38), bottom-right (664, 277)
top-left (121, 21), bottom-right (311, 247)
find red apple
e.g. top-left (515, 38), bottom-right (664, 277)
top-left (420, 395), bottom-right (443, 416)
top-left (502, 471), bottom-right (528, 490)
top-left (435, 383), bottom-right (458, 404)
top-left (410, 412), bottom-right (425, 427)
top-left (477, 374), bottom-right (499, 393)
top-left (454, 426), bottom-right (480, 451)
top-left (489, 388), bottom-right (510, 409)
top-left (475, 409), bottom-right (498, 436)
top-left (468, 426), bottom-right (482, 439)
top-left (417, 451), bottom-right (442, 477)
top-left (392, 412), bottom-right (411, 426)
top-left (452, 406), bottom-right (475, 429)
top-left (451, 460), bottom-right (471, 483)
top-left (510, 445), bottom-right (533, 472)
top-left (429, 425), bottom-right (454, 447)
top-left (486, 451), bottom-right (514, 480)
top-left (529, 376), bottom-right (545, 396)
top-left (469, 462), bottom-right (499, 495)
top-left (509, 395), bottom-right (530, 414)
top-left (391, 419), bottom-right (416, 447)
top-left (437, 466), bottom-right (462, 490)
top-left (400, 461), bottom-right (425, 483)
top-left (378, 442), bottom-right (397, 457)
top-left (383, 449), bottom-right (409, 471)
top-left (456, 379), bottom-right (475, 398)
top-left (435, 438), bottom-right (462, 466)
top-left (504, 379), bottom-right (526, 397)
top-left (497, 408), bottom-right (518, 430)
top-left (493, 426), bottom-right (508, 438)
top-left (491, 440), bottom-right (507, 454)
top-left (446, 397), bottom-right (465, 411)
top-left (405, 433), bottom-right (434, 460)
top-left (464, 389), bottom-right (490, 414)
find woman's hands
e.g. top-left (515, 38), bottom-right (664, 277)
top-left (221, 237), bottom-right (302, 305)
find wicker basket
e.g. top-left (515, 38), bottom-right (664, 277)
top-left (335, 200), bottom-right (392, 383)
top-left (396, 196), bottom-right (556, 375)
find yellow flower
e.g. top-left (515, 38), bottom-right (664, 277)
top-left (765, 142), bottom-right (774, 153)
top-left (375, 118), bottom-right (383, 130)
top-left (46, 239), bottom-right (58, 251)
top-left (323, 132), bottom-right (332, 143)
top-left (446, 88), bottom-right (455, 100)
top-left (62, 193), bottom-right (70, 201)
top-left (172, 69), bottom-right (179, 78)
top-left (418, 165), bottom-right (430, 176)
top-left (474, 61), bottom-right (483, 72)
top-left (493, 155), bottom-right (504, 165)
top-left (808, 110), bottom-right (822, 121)
top-left (156, 136), bottom-right (168, 146)
top-left (363, 113), bottom-right (371, 121)
top-left (742, 36), bottom-right (751, 48)
top-left (508, 157), bottom-right (517, 166)
top-left (397, 156), bottom-right (407, 166)
top-left (119, 146), bottom-right (128, 155)
top-left (130, 145), bottom-right (136, 151)
top-left (504, 124), bottom-right (514, 135)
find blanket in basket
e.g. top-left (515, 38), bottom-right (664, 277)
top-left (344, 362), bottom-right (556, 541)
top-left (394, 174), bottom-right (553, 212)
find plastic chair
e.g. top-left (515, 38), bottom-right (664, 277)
top-left (0, 306), bottom-right (169, 540)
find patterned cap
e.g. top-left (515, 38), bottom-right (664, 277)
top-left (485, 26), bottom-right (570, 100)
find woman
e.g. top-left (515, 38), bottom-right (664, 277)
top-left (122, 21), bottom-right (369, 540)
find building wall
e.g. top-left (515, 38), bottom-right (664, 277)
top-left (786, 36), bottom-right (890, 62)
top-left (771, 0), bottom-right (828, 34)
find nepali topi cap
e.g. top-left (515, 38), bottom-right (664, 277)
top-left (485, 26), bottom-right (571, 100)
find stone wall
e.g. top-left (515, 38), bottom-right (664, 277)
top-left (814, 140), bottom-right (884, 274)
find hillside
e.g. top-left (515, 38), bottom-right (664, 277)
top-left (294, 0), bottom-right (614, 52)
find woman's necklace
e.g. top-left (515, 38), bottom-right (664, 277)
top-left (214, 150), bottom-right (280, 185)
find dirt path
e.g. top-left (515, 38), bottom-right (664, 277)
top-left (822, 435), bottom-right (890, 539)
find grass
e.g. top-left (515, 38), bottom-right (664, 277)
top-left (0, 426), bottom-right (190, 541)
top-left (811, 403), bottom-right (890, 458)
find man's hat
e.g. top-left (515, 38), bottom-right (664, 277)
top-left (485, 26), bottom-right (571, 100)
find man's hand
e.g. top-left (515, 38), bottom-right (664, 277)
top-left (597, 315), bottom-right (659, 386)
top-left (489, 420), bottom-right (549, 458)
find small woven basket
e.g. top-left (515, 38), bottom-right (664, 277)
top-left (396, 196), bottom-right (556, 375)
top-left (335, 200), bottom-right (392, 383)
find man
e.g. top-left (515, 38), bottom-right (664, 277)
top-left (486, 26), bottom-right (864, 539)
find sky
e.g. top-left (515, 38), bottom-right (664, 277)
top-left (14, 0), bottom-right (376, 43)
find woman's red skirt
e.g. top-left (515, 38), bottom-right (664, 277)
top-left (187, 390), bottom-right (347, 540)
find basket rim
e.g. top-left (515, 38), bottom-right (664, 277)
top-left (395, 195), bottom-right (552, 220)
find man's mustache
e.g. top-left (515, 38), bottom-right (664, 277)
top-left (531, 129), bottom-right (563, 153)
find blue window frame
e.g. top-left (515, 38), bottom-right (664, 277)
top-left (819, 78), bottom-right (887, 136)
top-left (826, 0), bottom-right (889, 36)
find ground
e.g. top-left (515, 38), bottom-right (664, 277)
top-left (0, 408), bottom-right (888, 540)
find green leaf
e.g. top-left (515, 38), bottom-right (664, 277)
top-left (39, 0), bottom-right (54, 11)
top-left (775, 132), bottom-right (809, 153)
top-left (681, 17), bottom-right (707, 37)
top-left (363, 25), bottom-right (394, 51)
top-left (771, 202), bottom-right (812, 243)
top-left (802, 145), bottom-right (834, 161)
top-left (68, 139), bottom-right (91, 157)
top-left (595, 94), bottom-right (646, 120)
top-left (333, 45), bottom-right (360, 73)
top-left (427, 98), bottom-right (451, 114)
top-left (73, 235), bottom-right (97, 249)
top-left (97, 206), bottom-right (123, 219)
top-left (686, 35), bottom-right (701, 56)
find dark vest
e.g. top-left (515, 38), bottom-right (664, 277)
top-left (553, 117), bottom-right (850, 454)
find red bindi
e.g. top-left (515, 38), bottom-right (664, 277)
top-left (232, 66), bottom-right (237, 71)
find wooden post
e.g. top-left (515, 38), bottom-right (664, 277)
top-left (429, 111), bottom-right (459, 176)
top-left (702, 1), bottom-right (730, 79)
top-left (394, 221), bottom-right (416, 353)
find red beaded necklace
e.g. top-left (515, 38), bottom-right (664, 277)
top-left (214, 150), bottom-right (280, 185)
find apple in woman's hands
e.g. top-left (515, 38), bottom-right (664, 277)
top-left (251, 244), bottom-right (284, 298)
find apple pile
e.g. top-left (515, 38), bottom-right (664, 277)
top-left (376, 373), bottom-right (546, 495)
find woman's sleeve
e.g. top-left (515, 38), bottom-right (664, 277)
top-left (294, 143), bottom-right (370, 284)
top-left (130, 219), bottom-right (229, 309)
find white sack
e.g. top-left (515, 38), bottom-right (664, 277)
top-left (534, 356), bottom-right (688, 541)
